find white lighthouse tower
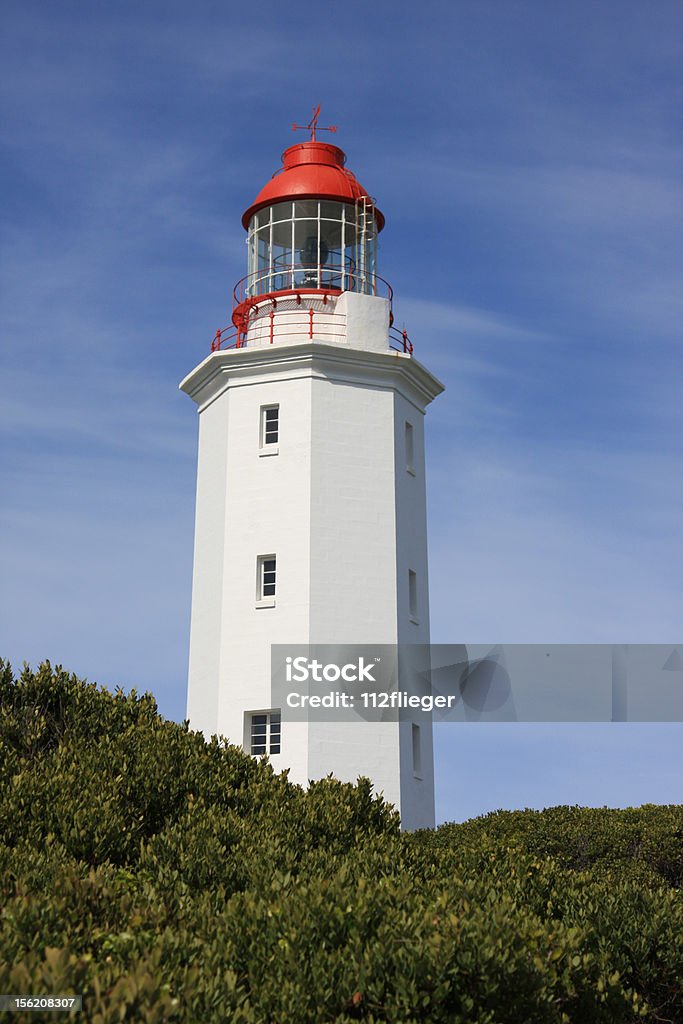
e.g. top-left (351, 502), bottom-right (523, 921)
top-left (180, 112), bottom-right (443, 829)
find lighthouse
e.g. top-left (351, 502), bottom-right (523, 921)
top-left (180, 111), bottom-right (443, 829)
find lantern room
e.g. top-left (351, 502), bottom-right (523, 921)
top-left (241, 141), bottom-right (384, 299)
top-left (211, 110), bottom-right (412, 356)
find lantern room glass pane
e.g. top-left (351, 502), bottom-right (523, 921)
top-left (256, 229), bottom-right (271, 292)
top-left (271, 202), bottom-right (292, 223)
top-left (343, 219), bottom-right (357, 292)
top-left (320, 220), bottom-right (342, 289)
top-left (248, 230), bottom-right (257, 288)
top-left (368, 236), bottom-right (377, 292)
top-left (319, 219), bottom-right (342, 250)
top-left (271, 219), bottom-right (292, 249)
top-left (270, 218), bottom-right (292, 291)
top-left (320, 200), bottom-right (341, 220)
top-left (294, 199), bottom-right (318, 219)
top-left (270, 200), bottom-right (292, 223)
top-left (294, 220), bottom-right (319, 288)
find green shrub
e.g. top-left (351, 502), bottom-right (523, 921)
top-left (1, 659), bottom-right (680, 1023)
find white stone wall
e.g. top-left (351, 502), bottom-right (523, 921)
top-left (307, 373), bottom-right (401, 807)
top-left (216, 371), bottom-right (313, 785)
top-left (241, 291), bottom-right (390, 352)
top-left (393, 392), bottom-right (436, 829)
top-left (181, 324), bottom-right (443, 828)
top-left (185, 392), bottom-right (229, 738)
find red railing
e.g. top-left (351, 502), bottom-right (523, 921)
top-left (390, 326), bottom-right (413, 355)
top-left (208, 269), bottom-right (413, 355)
top-left (211, 306), bottom-right (413, 355)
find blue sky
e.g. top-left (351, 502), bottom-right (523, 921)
top-left (1, 0), bottom-right (681, 823)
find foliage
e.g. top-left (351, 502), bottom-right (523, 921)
top-left (1, 659), bottom-right (681, 1022)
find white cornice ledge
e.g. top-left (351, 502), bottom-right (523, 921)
top-left (179, 343), bottom-right (445, 412)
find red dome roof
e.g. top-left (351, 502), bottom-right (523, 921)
top-left (241, 141), bottom-right (385, 231)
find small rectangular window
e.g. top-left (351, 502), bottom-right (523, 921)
top-left (260, 404), bottom-right (279, 449)
top-left (405, 421), bottom-right (415, 474)
top-left (249, 711), bottom-right (281, 755)
top-left (408, 569), bottom-right (418, 621)
top-left (257, 555), bottom-right (276, 602)
top-left (412, 723), bottom-right (422, 777)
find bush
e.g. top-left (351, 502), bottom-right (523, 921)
top-left (1, 659), bottom-right (681, 1022)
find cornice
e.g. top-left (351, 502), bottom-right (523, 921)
top-left (179, 343), bottom-right (445, 413)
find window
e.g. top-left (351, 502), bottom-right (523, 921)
top-left (260, 404), bottom-right (279, 453)
top-left (257, 555), bottom-right (276, 602)
top-left (249, 711), bottom-right (281, 755)
top-left (412, 723), bottom-right (422, 777)
top-left (408, 569), bottom-right (418, 622)
top-left (246, 199), bottom-right (378, 297)
top-left (405, 421), bottom-right (415, 474)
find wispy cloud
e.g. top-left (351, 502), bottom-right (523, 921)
top-left (2, 0), bottom-right (681, 817)
top-left (427, 440), bottom-right (682, 643)
top-left (402, 295), bottom-right (683, 647)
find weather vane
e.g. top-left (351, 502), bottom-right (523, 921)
top-left (291, 105), bottom-right (337, 142)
